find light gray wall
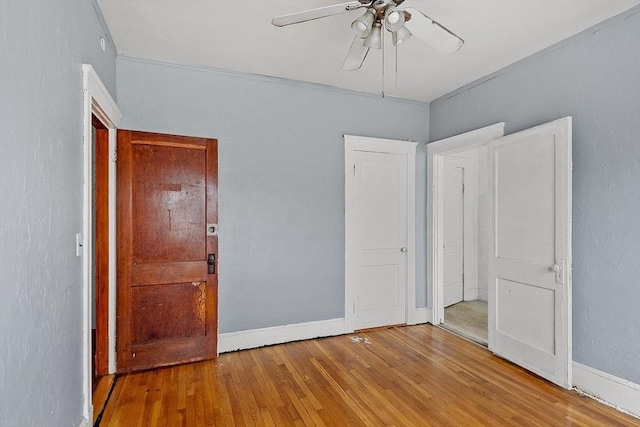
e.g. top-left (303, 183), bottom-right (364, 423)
top-left (430, 7), bottom-right (640, 384)
top-left (116, 57), bottom-right (429, 334)
top-left (0, 1), bottom-right (116, 425)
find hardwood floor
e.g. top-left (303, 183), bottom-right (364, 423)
top-left (100, 325), bottom-right (637, 426)
top-left (93, 374), bottom-right (116, 425)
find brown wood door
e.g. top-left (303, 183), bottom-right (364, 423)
top-left (116, 130), bottom-right (218, 372)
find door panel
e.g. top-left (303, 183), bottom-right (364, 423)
top-left (132, 143), bottom-right (206, 262)
top-left (488, 117), bottom-right (572, 389)
top-left (443, 162), bottom-right (464, 307)
top-left (495, 137), bottom-right (555, 264)
top-left (131, 282), bottom-right (206, 344)
top-left (354, 151), bottom-right (407, 329)
top-left (117, 130), bottom-right (218, 372)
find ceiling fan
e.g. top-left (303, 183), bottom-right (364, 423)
top-left (272, 0), bottom-right (464, 71)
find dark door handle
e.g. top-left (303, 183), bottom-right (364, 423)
top-left (208, 253), bottom-right (216, 274)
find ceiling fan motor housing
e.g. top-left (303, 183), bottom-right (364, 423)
top-left (371, 0), bottom-right (399, 20)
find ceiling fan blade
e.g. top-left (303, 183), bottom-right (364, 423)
top-left (403, 7), bottom-right (464, 55)
top-left (272, 2), bottom-right (364, 27)
top-left (342, 36), bottom-right (370, 71)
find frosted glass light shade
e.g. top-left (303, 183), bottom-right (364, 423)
top-left (351, 9), bottom-right (375, 38)
top-left (384, 6), bottom-right (405, 32)
top-left (363, 22), bottom-right (382, 49)
top-left (392, 25), bottom-right (412, 45)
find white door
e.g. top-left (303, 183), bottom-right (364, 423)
top-left (443, 162), bottom-right (464, 307)
top-left (488, 117), bottom-right (572, 389)
top-left (351, 150), bottom-right (408, 330)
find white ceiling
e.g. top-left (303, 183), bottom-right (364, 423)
top-left (98, 0), bottom-right (639, 102)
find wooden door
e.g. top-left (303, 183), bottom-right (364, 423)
top-left (352, 149), bottom-right (408, 330)
top-left (488, 117), bottom-right (572, 389)
top-left (117, 130), bottom-right (218, 372)
top-left (443, 161), bottom-right (464, 307)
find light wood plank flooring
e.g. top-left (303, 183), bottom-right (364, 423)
top-left (100, 325), bottom-right (638, 426)
top-left (443, 300), bottom-right (488, 346)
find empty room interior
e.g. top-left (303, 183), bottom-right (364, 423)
top-left (1, 1), bottom-right (639, 426)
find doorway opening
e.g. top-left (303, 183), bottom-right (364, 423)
top-left (439, 150), bottom-right (487, 346)
top-left (427, 123), bottom-right (505, 346)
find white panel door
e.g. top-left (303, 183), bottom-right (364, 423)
top-left (353, 150), bottom-right (408, 330)
top-left (488, 117), bottom-right (572, 389)
top-left (443, 162), bottom-right (464, 307)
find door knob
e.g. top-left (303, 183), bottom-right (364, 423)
top-left (400, 247), bottom-right (407, 254)
top-left (551, 261), bottom-right (564, 285)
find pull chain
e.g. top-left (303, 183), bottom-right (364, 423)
top-left (381, 25), bottom-right (385, 98)
top-left (395, 38), bottom-right (398, 90)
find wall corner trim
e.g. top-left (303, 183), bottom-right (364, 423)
top-left (79, 417), bottom-right (91, 427)
top-left (573, 362), bottom-right (640, 418)
top-left (218, 318), bottom-right (346, 354)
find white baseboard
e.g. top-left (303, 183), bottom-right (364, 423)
top-left (573, 362), bottom-right (640, 418)
top-left (408, 307), bottom-right (432, 325)
top-left (218, 318), bottom-right (346, 354)
top-left (218, 309), bottom-right (436, 353)
top-left (464, 289), bottom-right (479, 301)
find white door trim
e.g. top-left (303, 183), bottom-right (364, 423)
top-left (82, 64), bottom-right (121, 422)
top-left (427, 123), bottom-right (504, 324)
top-left (344, 135), bottom-right (417, 333)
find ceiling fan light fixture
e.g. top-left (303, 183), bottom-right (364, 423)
top-left (384, 6), bottom-right (405, 32)
top-left (351, 9), bottom-right (376, 38)
top-left (363, 22), bottom-right (382, 49)
top-left (392, 25), bottom-right (412, 46)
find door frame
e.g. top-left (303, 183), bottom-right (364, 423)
top-left (344, 135), bottom-right (417, 333)
top-left (92, 115), bottom-right (109, 381)
top-left (82, 64), bottom-right (121, 421)
top-left (427, 123), bottom-right (504, 324)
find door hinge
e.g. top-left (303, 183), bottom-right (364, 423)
top-left (112, 148), bottom-right (118, 163)
top-left (353, 163), bottom-right (356, 176)
top-left (352, 301), bottom-right (356, 314)
top-left (462, 273), bottom-right (464, 285)
top-left (462, 183), bottom-right (465, 193)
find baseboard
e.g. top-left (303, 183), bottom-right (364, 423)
top-left (463, 289), bottom-right (479, 301)
top-left (573, 362), bottom-right (640, 418)
top-left (218, 310), bottom-right (436, 353)
top-left (218, 318), bottom-right (346, 354)
top-left (408, 307), bottom-right (431, 325)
